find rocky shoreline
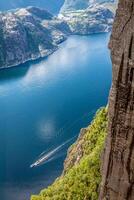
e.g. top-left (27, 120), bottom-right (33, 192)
top-left (0, 7), bottom-right (70, 69)
top-left (0, 48), bottom-right (57, 70)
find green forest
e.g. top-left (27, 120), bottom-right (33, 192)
top-left (31, 107), bottom-right (107, 200)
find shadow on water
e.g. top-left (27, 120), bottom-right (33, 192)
top-left (0, 34), bottom-right (112, 200)
top-left (0, 56), bottom-right (50, 82)
top-left (0, 66), bottom-right (29, 82)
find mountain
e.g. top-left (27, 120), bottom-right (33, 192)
top-left (0, 7), bottom-right (71, 69)
top-left (0, 1), bottom-right (117, 69)
top-left (59, 4), bottom-right (115, 34)
top-left (0, 0), bottom-right (64, 14)
top-left (59, 0), bottom-right (118, 34)
top-left (31, 108), bottom-right (108, 200)
top-left (60, 0), bottom-right (116, 12)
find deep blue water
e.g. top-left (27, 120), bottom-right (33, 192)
top-left (0, 34), bottom-right (112, 200)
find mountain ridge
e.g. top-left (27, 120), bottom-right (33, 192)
top-left (0, 7), bottom-right (71, 69)
top-left (0, 4), bottom-right (116, 69)
top-left (59, 0), bottom-right (117, 34)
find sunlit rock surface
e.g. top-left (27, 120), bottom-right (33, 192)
top-left (99, 0), bottom-right (134, 199)
top-left (0, 7), bottom-right (70, 69)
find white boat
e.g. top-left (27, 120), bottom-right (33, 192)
top-left (30, 137), bottom-right (75, 168)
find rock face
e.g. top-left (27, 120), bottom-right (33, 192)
top-left (99, 0), bottom-right (134, 199)
top-left (0, 7), bottom-right (71, 69)
top-left (59, 0), bottom-right (117, 34)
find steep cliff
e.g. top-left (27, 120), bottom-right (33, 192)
top-left (0, 7), bottom-right (70, 69)
top-left (31, 108), bottom-right (107, 200)
top-left (99, 0), bottom-right (134, 199)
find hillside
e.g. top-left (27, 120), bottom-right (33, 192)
top-left (0, 2), bottom-right (117, 69)
top-left (59, 0), bottom-right (118, 34)
top-left (0, 7), bottom-right (71, 69)
top-left (31, 108), bottom-right (107, 200)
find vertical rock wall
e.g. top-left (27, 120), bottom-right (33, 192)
top-left (99, 0), bottom-right (134, 199)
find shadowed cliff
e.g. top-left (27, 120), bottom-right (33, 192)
top-left (99, 0), bottom-right (134, 199)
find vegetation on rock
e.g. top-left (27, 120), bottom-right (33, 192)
top-left (31, 107), bottom-right (107, 200)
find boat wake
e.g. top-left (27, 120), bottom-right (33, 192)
top-left (30, 137), bottom-right (75, 168)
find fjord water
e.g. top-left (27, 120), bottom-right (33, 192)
top-left (0, 34), bottom-right (111, 200)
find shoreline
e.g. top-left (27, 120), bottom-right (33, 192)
top-left (0, 31), bottom-right (110, 71)
top-left (0, 48), bottom-right (57, 71)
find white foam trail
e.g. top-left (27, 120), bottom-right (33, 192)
top-left (30, 137), bottom-right (75, 168)
top-left (37, 151), bottom-right (66, 166)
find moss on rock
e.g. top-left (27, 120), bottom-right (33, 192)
top-left (31, 107), bottom-right (107, 200)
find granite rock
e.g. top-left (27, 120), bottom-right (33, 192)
top-left (99, 0), bottom-right (134, 199)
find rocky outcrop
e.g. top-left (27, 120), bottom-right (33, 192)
top-left (0, 7), bottom-right (71, 69)
top-left (62, 128), bottom-right (89, 175)
top-left (99, 0), bottom-right (134, 199)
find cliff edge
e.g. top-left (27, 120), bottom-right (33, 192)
top-left (99, 0), bottom-right (134, 199)
top-left (31, 108), bottom-right (107, 200)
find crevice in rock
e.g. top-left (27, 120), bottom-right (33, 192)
top-left (128, 35), bottom-right (133, 59)
top-left (99, 0), bottom-right (134, 199)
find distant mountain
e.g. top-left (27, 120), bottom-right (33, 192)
top-left (59, 0), bottom-right (118, 34)
top-left (0, 0), bottom-right (64, 14)
top-left (60, 0), bottom-right (89, 12)
top-left (0, 1), bottom-right (118, 69)
top-left (0, 7), bottom-right (71, 68)
top-left (60, 0), bottom-right (115, 12)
